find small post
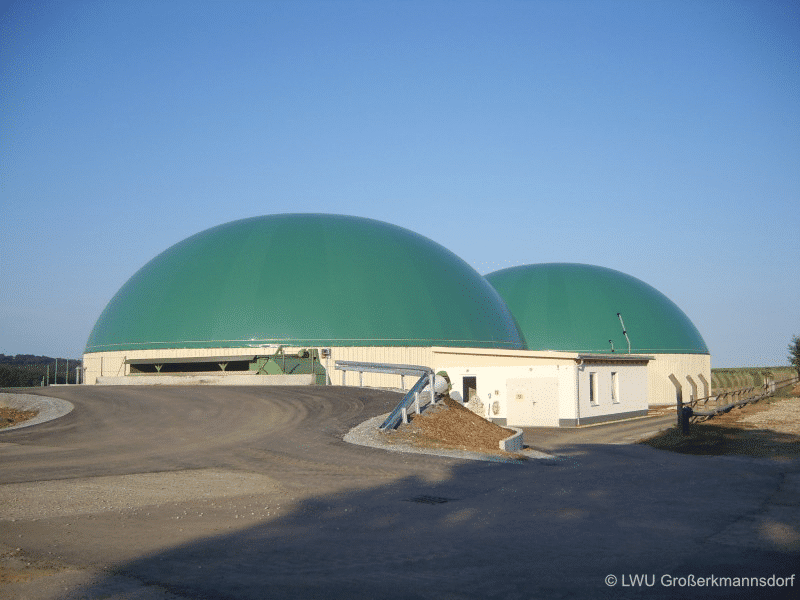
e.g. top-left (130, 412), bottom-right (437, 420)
top-left (75, 366), bottom-right (81, 385)
top-left (400, 374), bottom-right (405, 390)
top-left (415, 391), bottom-right (420, 415)
top-left (680, 406), bottom-right (693, 435)
top-left (359, 371), bottom-right (363, 387)
top-left (55, 359), bottom-right (58, 385)
top-left (46, 365), bottom-right (50, 386)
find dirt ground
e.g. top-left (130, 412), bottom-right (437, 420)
top-left (381, 395), bottom-right (524, 457)
top-left (640, 385), bottom-right (800, 460)
top-left (0, 407), bottom-right (38, 429)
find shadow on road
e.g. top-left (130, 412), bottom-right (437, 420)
top-left (640, 424), bottom-right (800, 461)
top-left (63, 447), bottom-right (799, 600)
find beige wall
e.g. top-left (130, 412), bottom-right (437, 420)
top-left (647, 353), bottom-right (712, 406)
top-left (82, 346), bottom-right (434, 389)
top-left (82, 346), bottom-right (711, 414)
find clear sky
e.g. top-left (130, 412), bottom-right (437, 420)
top-left (2, 0), bottom-right (798, 368)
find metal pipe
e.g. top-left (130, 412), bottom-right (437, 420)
top-left (617, 313), bottom-right (631, 353)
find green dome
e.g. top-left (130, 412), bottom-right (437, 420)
top-left (86, 214), bottom-right (524, 352)
top-left (485, 263), bottom-right (708, 355)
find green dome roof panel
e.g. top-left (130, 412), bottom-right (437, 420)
top-left (485, 263), bottom-right (709, 355)
top-left (86, 214), bottom-right (524, 352)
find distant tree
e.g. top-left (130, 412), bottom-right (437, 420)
top-left (789, 335), bottom-right (800, 378)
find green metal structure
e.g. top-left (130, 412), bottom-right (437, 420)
top-left (250, 347), bottom-right (327, 385)
top-left (85, 214), bottom-right (524, 353)
top-left (485, 263), bottom-right (709, 355)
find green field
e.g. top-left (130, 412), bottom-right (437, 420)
top-left (711, 366), bottom-right (797, 392)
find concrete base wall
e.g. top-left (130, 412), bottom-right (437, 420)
top-left (558, 408), bottom-right (650, 427)
top-left (499, 427), bottom-right (524, 452)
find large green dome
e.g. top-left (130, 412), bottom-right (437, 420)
top-left (485, 263), bottom-right (708, 355)
top-left (85, 214), bottom-right (524, 352)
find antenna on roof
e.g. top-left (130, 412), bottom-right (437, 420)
top-left (617, 313), bottom-right (631, 354)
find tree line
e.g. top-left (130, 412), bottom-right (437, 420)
top-left (0, 354), bottom-right (82, 387)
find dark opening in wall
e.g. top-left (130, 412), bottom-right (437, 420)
top-left (130, 360), bottom-right (252, 374)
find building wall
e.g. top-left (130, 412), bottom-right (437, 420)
top-left (83, 347), bottom-right (708, 421)
top-left (430, 346), bottom-right (578, 426)
top-left (647, 353), bottom-right (712, 406)
top-left (82, 346), bottom-right (434, 389)
top-left (430, 349), bottom-right (649, 427)
top-left (435, 363), bottom-right (576, 426)
top-left (571, 361), bottom-right (649, 426)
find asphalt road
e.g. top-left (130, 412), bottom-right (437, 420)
top-left (1, 386), bottom-right (798, 600)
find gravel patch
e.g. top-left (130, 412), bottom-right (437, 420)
top-left (343, 413), bottom-right (555, 462)
top-left (739, 398), bottom-right (800, 434)
top-left (0, 393), bottom-right (74, 432)
top-left (0, 469), bottom-right (285, 521)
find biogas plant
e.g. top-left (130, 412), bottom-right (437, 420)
top-left (83, 214), bottom-right (710, 427)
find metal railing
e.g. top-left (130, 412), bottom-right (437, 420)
top-left (333, 361), bottom-right (438, 430)
top-left (334, 360), bottom-right (432, 388)
top-left (686, 375), bottom-right (798, 423)
top-left (379, 373), bottom-right (435, 431)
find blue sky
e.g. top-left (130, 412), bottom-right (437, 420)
top-left (2, 0), bottom-right (798, 367)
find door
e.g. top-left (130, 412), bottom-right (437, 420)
top-left (506, 378), bottom-right (559, 427)
top-left (462, 376), bottom-right (477, 404)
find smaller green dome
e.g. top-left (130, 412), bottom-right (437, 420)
top-left (485, 263), bottom-right (709, 355)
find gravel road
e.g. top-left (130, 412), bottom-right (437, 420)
top-left (1, 386), bottom-right (798, 600)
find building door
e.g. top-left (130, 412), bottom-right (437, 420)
top-left (462, 376), bottom-right (477, 404)
top-left (506, 378), bottom-right (559, 427)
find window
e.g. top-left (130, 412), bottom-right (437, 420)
top-left (589, 372), bottom-right (598, 405)
top-left (611, 372), bottom-right (619, 404)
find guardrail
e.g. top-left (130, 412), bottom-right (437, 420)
top-left (334, 360), bottom-right (432, 388)
top-left (333, 361), bottom-right (438, 430)
top-left (379, 373), bottom-right (435, 431)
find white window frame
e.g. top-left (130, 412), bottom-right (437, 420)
top-left (589, 372), bottom-right (598, 406)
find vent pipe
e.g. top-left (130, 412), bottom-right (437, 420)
top-left (617, 313), bottom-right (631, 354)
